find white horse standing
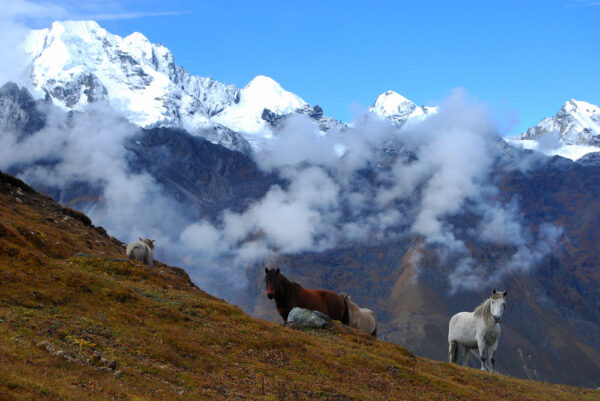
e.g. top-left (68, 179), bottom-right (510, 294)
top-left (126, 237), bottom-right (155, 266)
top-left (342, 295), bottom-right (377, 337)
top-left (448, 289), bottom-right (507, 372)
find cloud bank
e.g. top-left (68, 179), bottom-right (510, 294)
top-left (0, 85), bottom-right (562, 296)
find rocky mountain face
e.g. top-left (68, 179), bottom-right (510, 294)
top-left (0, 82), bottom-right (278, 223)
top-left (124, 126), bottom-right (281, 220)
top-left (515, 100), bottom-right (600, 163)
top-left (577, 151), bottom-right (600, 166)
top-left (517, 100), bottom-right (600, 146)
top-left (0, 81), bottom-right (47, 138)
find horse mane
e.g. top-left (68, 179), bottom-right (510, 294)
top-left (473, 298), bottom-right (492, 321)
top-left (473, 293), bottom-right (503, 321)
top-left (279, 272), bottom-right (302, 291)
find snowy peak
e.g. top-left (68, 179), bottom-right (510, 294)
top-left (369, 90), bottom-right (437, 127)
top-left (371, 90), bottom-right (415, 117)
top-left (243, 75), bottom-right (306, 114)
top-left (563, 99), bottom-right (599, 115)
top-left (211, 75), bottom-right (308, 137)
top-left (518, 99), bottom-right (600, 145)
top-left (21, 20), bottom-right (336, 152)
top-left (23, 20), bottom-right (242, 145)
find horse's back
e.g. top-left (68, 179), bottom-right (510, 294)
top-left (299, 289), bottom-right (346, 320)
top-left (448, 311), bottom-right (477, 345)
top-left (126, 242), bottom-right (152, 265)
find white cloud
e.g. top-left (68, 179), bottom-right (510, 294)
top-left (0, 77), bottom-right (563, 294)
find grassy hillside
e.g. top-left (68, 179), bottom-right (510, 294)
top-left (1, 171), bottom-right (598, 401)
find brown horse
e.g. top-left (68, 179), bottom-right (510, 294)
top-left (264, 267), bottom-right (349, 324)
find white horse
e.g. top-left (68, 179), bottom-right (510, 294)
top-left (126, 237), bottom-right (155, 266)
top-left (343, 295), bottom-right (377, 337)
top-left (448, 289), bottom-right (507, 372)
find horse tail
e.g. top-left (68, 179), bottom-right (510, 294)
top-left (371, 325), bottom-right (377, 337)
top-left (341, 296), bottom-right (349, 325)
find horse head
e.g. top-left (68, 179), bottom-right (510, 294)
top-left (264, 267), bottom-right (282, 300)
top-left (139, 237), bottom-right (156, 249)
top-left (490, 288), bottom-right (507, 323)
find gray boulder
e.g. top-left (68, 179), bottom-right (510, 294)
top-left (287, 307), bottom-right (332, 329)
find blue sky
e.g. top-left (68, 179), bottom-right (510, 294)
top-left (14, 0), bottom-right (600, 135)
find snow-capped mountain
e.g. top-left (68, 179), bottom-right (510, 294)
top-left (20, 20), bottom-right (343, 152)
top-left (512, 99), bottom-right (600, 162)
top-left (25, 21), bottom-right (238, 128)
top-left (517, 100), bottom-right (600, 145)
top-left (212, 75), bottom-right (306, 136)
top-left (369, 90), bottom-right (438, 128)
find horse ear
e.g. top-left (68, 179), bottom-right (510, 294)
top-left (276, 268), bottom-right (280, 274)
top-left (493, 288), bottom-right (497, 294)
top-left (265, 267), bottom-right (269, 274)
top-left (139, 236), bottom-right (143, 241)
top-left (503, 290), bottom-right (507, 297)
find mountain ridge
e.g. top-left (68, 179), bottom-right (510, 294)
top-left (517, 99), bottom-right (600, 145)
top-left (21, 20), bottom-right (435, 152)
top-left (512, 99), bottom-right (600, 162)
top-left (19, 20), bottom-right (600, 161)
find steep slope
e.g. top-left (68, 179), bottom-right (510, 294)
top-left (1, 170), bottom-right (598, 401)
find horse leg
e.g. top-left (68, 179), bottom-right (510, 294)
top-left (462, 347), bottom-right (471, 366)
top-left (477, 336), bottom-right (488, 371)
top-left (449, 340), bottom-right (458, 364)
top-left (489, 342), bottom-right (498, 373)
